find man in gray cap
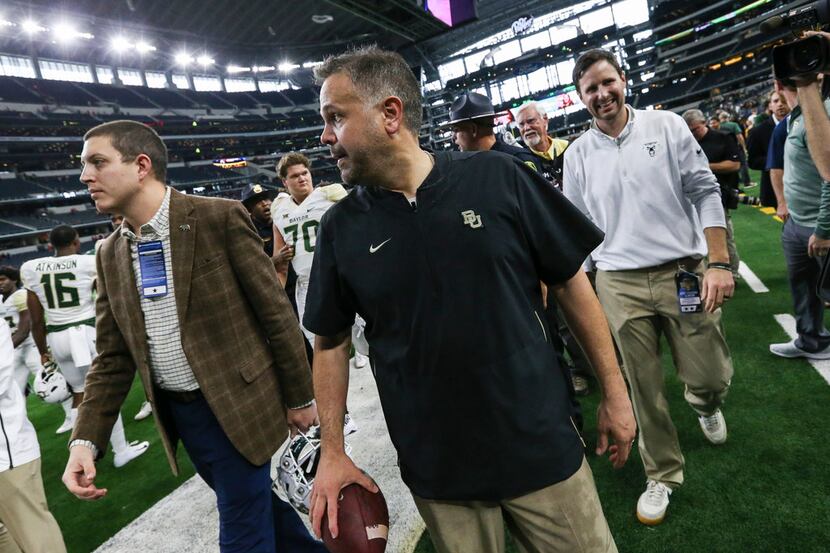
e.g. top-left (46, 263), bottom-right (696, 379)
top-left (448, 92), bottom-right (541, 170)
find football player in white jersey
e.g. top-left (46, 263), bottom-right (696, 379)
top-left (271, 154), bottom-right (366, 435)
top-left (21, 225), bottom-right (149, 468)
top-left (271, 153), bottom-right (369, 371)
top-left (0, 265), bottom-right (75, 432)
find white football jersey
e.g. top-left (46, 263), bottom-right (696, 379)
top-left (0, 288), bottom-right (34, 347)
top-left (271, 184), bottom-right (347, 280)
top-left (20, 254), bottom-right (97, 327)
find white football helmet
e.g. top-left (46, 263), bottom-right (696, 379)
top-left (274, 425), bottom-right (352, 514)
top-left (34, 366), bottom-right (71, 403)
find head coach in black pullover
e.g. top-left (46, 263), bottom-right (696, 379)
top-left (305, 46), bottom-right (636, 553)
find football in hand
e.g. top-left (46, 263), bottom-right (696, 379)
top-left (322, 483), bottom-right (389, 553)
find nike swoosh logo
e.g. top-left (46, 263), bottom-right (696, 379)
top-left (369, 238), bottom-right (391, 253)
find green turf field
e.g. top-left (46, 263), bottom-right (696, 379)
top-left (25, 175), bottom-right (830, 552)
top-left (27, 381), bottom-right (196, 552)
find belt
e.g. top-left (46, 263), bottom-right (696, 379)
top-left (156, 387), bottom-right (202, 404)
top-left (613, 256), bottom-right (703, 273)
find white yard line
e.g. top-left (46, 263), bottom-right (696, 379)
top-left (738, 261), bottom-right (769, 293)
top-left (773, 314), bottom-right (830, 386)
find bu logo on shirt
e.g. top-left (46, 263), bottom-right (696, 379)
top-left (461, 210), bottom-right (483, 229)
top-left (643, 141), bottom-right (659, 157)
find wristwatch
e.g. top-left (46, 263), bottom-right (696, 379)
top-left (69, 439), bottom-right (99, 458)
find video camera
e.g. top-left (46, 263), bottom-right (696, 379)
top-left (762, 0), bottom-right (830, 81)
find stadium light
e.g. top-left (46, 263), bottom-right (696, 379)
top-left (301, 61), bottom-right (322, 68)
top-left (52, 22), bottom-right (92, 43)
top-left (227, 65), bottom-right (250, 74)
top-left (110, 36), bottom-right (130, 53)
top-left (136, 41), bottom-right (156, 54)
top-left (197, 54), bottom-right (215, 66)
top-left (21, 18), bottom-right (45, 34)
top-left (52, 22), bottom-right (76, 42)
top-left (252, 65), bottom-right (275, 73)
top-left (175, 51), bottom-right (193, 67)
top-left (278, 62), bottom-right (299, 72)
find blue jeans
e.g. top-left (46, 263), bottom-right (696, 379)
top-left (163, 392), bottom-right (326, 553)
top-left (781, 218), bottom-right (830, 352)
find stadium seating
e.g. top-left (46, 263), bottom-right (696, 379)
top-left (0, 178), bottom-right (54, 200)
top-left (253, 91), bottom-right (294, 108)
top-left (3, 248), bottom-right (56, 268)
top-left (134, 88), bottom-right (196, 109)
top-left (51, 209), bottom-right (108, 226)
top-left (0, 221), bottom-right (27, 235)
top-left (3, 213), bottom-right (62, 230)
top-left (166, 165), bottom-right (247, 185)
top-left (0, 77), bottom-right (43, 103)
top-left (79, 82), bottom-right (157, 108)
top-left (172, 88), bottom-right (234, 109)
top-left (282, 88), bottom-right (318, 105)
top-left (27, 79), bottom-right (98, 106)
top-left (213, 91), bottom-right (261, 109)
top-left (32, 176), bottom-right (86, 193)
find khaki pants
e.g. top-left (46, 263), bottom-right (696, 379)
top-left (0, 524), bottom-right (23, 553)
top-left (596, 263), bottom-right (733, 487)
top-left (413, 457), bottom-right (617, 553)
top-left (0, 459), bottom-right (66, 553)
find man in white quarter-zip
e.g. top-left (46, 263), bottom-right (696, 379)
top-left (563, 48), bottom-right (736, 527)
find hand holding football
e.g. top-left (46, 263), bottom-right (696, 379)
top-left (322, 483), bottom-right (389, 553)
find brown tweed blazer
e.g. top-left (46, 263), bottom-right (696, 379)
top-left (71, 188), bottom-right (313, 474)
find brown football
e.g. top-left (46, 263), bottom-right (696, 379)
top-left (322, 483), bottom-right (389, 553)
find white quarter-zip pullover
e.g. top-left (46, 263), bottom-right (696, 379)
top-left (563, 106), bottom-right (725, 271)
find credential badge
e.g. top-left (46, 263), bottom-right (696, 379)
top-left (461, 210), bottom-right (483, 229)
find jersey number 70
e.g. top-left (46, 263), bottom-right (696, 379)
top-left (284, 221), bottom-right (319, 254)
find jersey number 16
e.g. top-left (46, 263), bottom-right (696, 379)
top-left (40, 272), bottom-right (80, 309)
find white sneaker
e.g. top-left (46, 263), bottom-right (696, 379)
top-left (698, 409), bottom-right (727, 444)
top-left (113, 440), bottom-right (150, 468)
top-left (344, 413), bottom-right (358, 436)
top-left (134, 401), bottom-right (153, 421)
top-left (55, 417), bottom-right (74, 434)
top-left (636, 480), bottom-right (672, 525)
top-left (353, 353), bottom-right (368, 369)
top-left (770, 340), bottom-right (830, 360)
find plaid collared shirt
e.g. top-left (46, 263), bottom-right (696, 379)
top-left (122, 187), bottom-right (199, 392)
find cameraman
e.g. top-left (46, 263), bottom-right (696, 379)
top-left (768, 41), bottom-right (830, 359)
top-left (793, 31), bottom-right (830, 184)
top-left (683, 109), bottom-right (742, 275)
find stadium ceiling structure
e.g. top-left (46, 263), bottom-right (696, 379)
top-left (3, 0), bottom-right (575, 68)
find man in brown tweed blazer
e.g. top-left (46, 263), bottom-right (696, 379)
top-left (62, 120), bottom-right (326, 553)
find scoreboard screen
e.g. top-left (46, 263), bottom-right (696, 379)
top-left (424, 0), bottom-right (477, 27)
